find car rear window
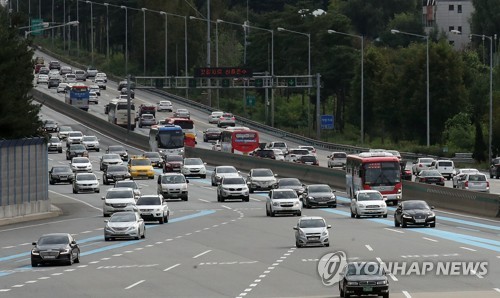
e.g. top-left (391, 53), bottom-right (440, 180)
top-left (438, 161), bottom-right (453, 167)
top-left (333, 153), bottom-right (347, 158)
top-left (469, 175), bottom-right (486, 181)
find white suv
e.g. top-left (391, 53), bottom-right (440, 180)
top-left (267, 141), bottom-right (288, 154)
top-left (247, 168), bottom-right (277, 193)
top-left (101, 188), bottom-right (136, 217)
top-left (217, 176), bottom-right (249, 202)
top-left (432, 160), bottom-right (455, 180)
top-left (157, 173), bottom-right (189, 201)
top-left (266, 189), bottom-right (301, 217)
top-left (66, 131), bottom-right (84, 147)
top-left (327, 152), bottom-right (347, 168)
top-left (350, 190), bottom-right (388, 218)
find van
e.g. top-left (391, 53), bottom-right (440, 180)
top-left (74, 70), bottom-right (87, 81)
top-left (327, 152), bottom-right (347, 168)
top-left (433, 160), bottom-right (455, 180)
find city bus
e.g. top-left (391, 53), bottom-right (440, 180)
top-left (164, 118), bottom-right (196, 147)
top-left (64, 83), bottom-right (89, 111)
top-left (107, 99), bottom-right (136, 130)
top-left (149, 124), bottom-right (185, 156)
top-left (345, 152), bottom-right (402, 205)
top-left (220, 128), bottom-right (259, 154)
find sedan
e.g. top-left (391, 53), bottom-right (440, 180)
top-left (453, 168), bottom-right (479, 188)
top-left (142, 152), bottom-right (164, 168)
top-left (350, 190), bottom-right (387, 218)
top-left (211, 165), bottom-right (240, 186)
top-left (114, 180), bottom-right (142, 200)
top-left (208, 111), bottom-right (224, 123)
top-left (31, 233), bottom-right (80, 267)
top-left (81, 135), bottom-right (100, 152)
top-left (203, 128), bottom-right (222, 142)
top-left (163, 154), bottom-right (184, 173)
top-left (296, 154), bottom-right (319, 166)
top-left (103, 165), bottom-right (131, 185)
top-left (302, 184), bottom-right (337, 208)
top-left (100, 153), bottom-right (124, 171)
top-left (66, 144), bottom-right (89, 160)
top-left (58, 125), bottom-right (74, 139)
top-left (47, 136), bottom-right (63, 153)
top-left (339, 262), bottom-right (389, 298)
top-left (138, 114), bottom-right (157, 128)
top-left (49, 165), bottom-right (74, 185)
top-left (104, 211), bottom-right (146, 241)
top-left (57, 82), bottom-right (69, 93)
top-left (136, 195), bottom-right (170, 224)
top-left (73, 173), bottom-right (100, 194)
top-left (217, 112), bottom-right (236, 127)
top-left (394, 200), bottom-right (436, 228)
top-left (107, 145), bottom-right (129, 161)
top-left (173, 108), bottom-right (190, 119)
top-left (277, 178), bottom-right (305, 196)
top-left (37, 74), bottom-right (49, 84)
top-left (70, 157), bottom-right (92, 173)
top-left (89, 91), bottom-right (98, 104)
top-left (157, 100), bottom-right (173, 112)
top-left (43, 119), bottom-right (59, 132)
top-left (415, 170), bottom-right (445, 186)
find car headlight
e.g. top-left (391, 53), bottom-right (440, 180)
top-left (308, 196), bottom-right (314, 201)
top-left (31, 249), bottom-right (40, 255)
top-left (358, 204), bottom-right (365, 208)
top-left (60, 248), bottom-right (70, 254)
top-left (298, 229), bottom-right (306, 237)
top-left (330, 196), bottom-right (336, 201)
top-left (402, 213), bottom-right (412, 218)
top-left (321, 230), bottom-right (328, 237)
top-left (398, 189), bottom-right (402, 193)
top-left (376, 280), bottom-right (388, 285)
top-left (272, 202), bottom-right (279, 206)
top-left (294, 201), bottom-right (300, 206)
top-left (181, 185), bottom-right (188, 191)
top-left (347, 281), bottom-right (359, 286)
top-left (381, 203), bottom-right (387, 208)
top-left (105, 226), bottom-right (113, 232)
top-left (428, 212), bottom-right (435, 217)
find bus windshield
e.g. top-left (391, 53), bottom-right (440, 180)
top-left (363, 162), bottom-right (400, 186)
top-left (158, 131), bottom-right (184, 149)
top-left (235, 132), bottom-right (257, 142)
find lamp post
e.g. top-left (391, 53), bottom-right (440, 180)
top-left (160, 11), bottom-right (168, 77)
top-left (391, 29), bottom-right (430, 147)
top-left (76, 0), bottom-right (79, 56)
top-left (86, 1), bottom-right (94, 66)
top-left (104, 3), bottom-right (109, 60)
top-left (328, 29), bottom-right (364, 143)
top-left (121, 5), bottom-right (128, 74)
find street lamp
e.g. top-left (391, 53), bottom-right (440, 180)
top-left (104, 3), bottom-right (109, 60)
top-left (391, 29), bottom-right (430, 147)
top-left (121, 5), bottom-right (128, 74)
top-left (25, 21), bottom-right (79, 39)
top-left (328, 29), bottom-right (364, 144)
top-left (159, 11), bottom-right (168, 77)
top-left (142, 8), bottom-right (147, 76)
top-left (86, 1), bottom-right (94, 66)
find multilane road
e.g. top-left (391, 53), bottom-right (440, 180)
top-left (0, 106), bottom-right (499, 297)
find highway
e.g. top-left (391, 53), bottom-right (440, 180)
top-left (0, 106), bottom-right (499, 297)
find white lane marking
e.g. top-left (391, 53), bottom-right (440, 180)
top-left (163, 263), bottom-right (181, 272)
top-left (185, 233), bottom-right (192, 236)
top-left (221, 205), bottom-right (232, 210)
top-left (244, 288), bottom-right (252, 292)
top-left (402, 290), bottom-right (412, 298)
top-left (20, 243), bottom-right (30, 246)
top-left (460, 246), bottom-right (477, 252)
top-left (81, 230), bottom-right (92, 234)
top-left (249, 284), bottom-right (257, 287)
top-left (89, 261), bottom-right (100, 263)
top-left (77, 265), bottom-right (88, 268)
top-left (125, 280), bottom-right (145, 290)
top-left (422, 237), bottom-right (438, 242)
top-left (166, 239), bottom-right (173, 241)
top-left (195, 230), bottom-right (202, 233)
top-left (25, 280), bottom-right (37, 283)
top-left (254, 279), bottom-right (261, 283)
top-left (199, 199), bottom-right (210, 203)
top-left (365, 245), bottom-right (373, 251)
top-left (250, 198), bottom-right (260, 202)
top-left (259, 275), bottom-right (266, 278)
top-left (64, 269), bottom-right (75, 272)
top-left (384, 228), bottom-right (404, 234)
top-left (155, 242), bottom-right (163, 245)
top-left (0, 289), bottom-right (11, 292)
top-left (193, 250), bottom-right (212, 259)
top-left (456, 226), bottom-right (480, 232)
top-left (12, 285), bottom-right (24, 288)
top-left (145, 245), bottom-right (154, 247)
top-left (2, 246), bottom-right (15, 249)
top-left (49, 190), bottom-right (102, 211)
top-left (493, 288), bottom-right (500, 293)
top-left (51, 273), bottom-right (63, 276)
top-left (38, 276), bottom-right (50, 280)
top-left (101, 258), bottom-right (111, 260)
top-left (135, 248), bottom-right (143, 251)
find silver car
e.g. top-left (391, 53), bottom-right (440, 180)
top-left (217, 176), bottom-right (249, 202)
top-left (100, 153), bottom-right (124, 171)
top-left (266, 189), bottom-right (301, 217)
top-left (247, 168), bottom-right (277, 193)
top-left (48, 136), bottom-right (63, 153)
top-left (66, 131), bottom-right (84, 147)
top-left (293, 216), bottom-right (331, 248)
top-left (181, 158), bottom-right (207, 178)
top-left (136, 195), bottom-right (170, 224)
top-left (208, 111), bottom-right (224, 123)
top-left (101, 188), bottom-right (136, 217)
top-left (114, 180), bottom-right (141, 200)
top-left (452, 168), bottom-right (479, 188)
top-left (57, 125), bottom-right (73, 139)
top-left (157, 173), bottom-right (189, 201)
top-left (457, 173), bottom-right (490, 193)
top-left (350, 190), bottom-right (388, 218)
top-left (81, 135), bottom-right (100, 152)
top-left (104, 211), bottom-right (145, 241)
top-left (72, 173), bottom-right (100, 194)
top-left (211, 165), bottom-right (240, 186)
top-left (173, 108), bottom-right (190, 119)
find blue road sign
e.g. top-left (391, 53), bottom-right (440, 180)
top-left (321, 115), bottom-right (334, 130)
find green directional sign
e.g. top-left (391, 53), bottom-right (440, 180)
top-left (31, 18), bottom-right (43, 36)
top-left (255, 78), bottom-right (263, 88)
top-left (246, 95), bottom-right (256, 107)
top-left (188, 79), bottom-right (197, 88)
top-left (155, 79), bottom-right (164, 89)
top-left (221, 79), bottom-right (230, 88)
top-left (287, 78), bottom-right (296, 87)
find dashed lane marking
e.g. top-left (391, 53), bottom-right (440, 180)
top-left (193, 250), bottom-right (212, 259)
top-left (460, 246), bottom-right (477, 252)
top-left (365, 245), bottom-right (373, 251)
top-left (402, 290), bottom-right (412, 298)
top-left (164, 263), bottom-right (181, 272)
top-left (124, 280), bottom-right (145, 290)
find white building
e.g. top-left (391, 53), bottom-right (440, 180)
top-left (422, 0), bottom-right (474, 50)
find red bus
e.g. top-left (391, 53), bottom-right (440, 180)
top-left (220, 128), bottom-right (259, 154)
top-left (164, 118), bottom-right (196, 147)
top-left (345, 152), bottom-right (402, 205)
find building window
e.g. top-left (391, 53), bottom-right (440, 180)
top-left (449, 26), bottom-right (455, 32)
top-left (458, 26), bottom-right (462, 33)
top-left (449, 4), bottom-right (454, 11)
top-left (458, 5), bottom-right (462, 13)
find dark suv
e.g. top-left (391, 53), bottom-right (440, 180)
top-left (490, 158), bottom-right (500, 179)
top-left (48, 61), bottom-right (61, 70)
top-left (103, 165), bottom-right (131, 185)
top-left (252, 149), bottom-right (276, 159)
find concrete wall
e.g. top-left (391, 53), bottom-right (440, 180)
top-left (0, 138), bottom-right (50, 219)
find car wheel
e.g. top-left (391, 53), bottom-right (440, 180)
top-left (67, 256), bottom-right (74, 266)
top-left (141, 227), bottom-right (146, 239)
top-left (324, 242), bottom-right (330, 247)
top-left (96, 149), bottom-right (100, 152)
top-left (104, 178), bottom-right (109, 185)
top-left (266, 206), bottom-right (270, 216)
top-left (31, 259), bottom-right (39, 267)
top-left (211, 180), bottom-right (216, 186)
top-left (296, 211), bottom-right (302, 216)
top-left (394, 218), bottom-right (400, 227)
top-left (183, 197), bottom-right (188, 201)
top-left (339, 284), bottom-right (344, 297)
top-left (270, 209), bottom-right (276, 217)
top-left (201, 174), bottom-right (206, 179)
top-left (296, 241), bottom-right (302, 248)
top-left (355, 210), bottom-right (360, 218)
top-left (350, 210), bottom-right (355, 218)
top-left (73, 188), bottom-right (77, 194)
top-left (103, 213), bottom-right (110, 217)
top-left (383, 214), bottom-right (388, 218)
top-left (430, 222), bottom-right (436, 228)
top-left (220, 197), bottom-right (225, 202)
top-left (104, 237), bottom-right (111, 241)
top-left (402, 219), bottom-right (407, 228)
top-left (74, 252), bottom-right (80, 263)
top-left (243, 196), bottom-right (249, 202)
top-left (159, 216), bottom-right (164, 224)
top-left (249, 188), bottom-right (254, 193)
top-left (382, 293), bottom-right (389, 298)
top-left (95, 189), bottom-right (100, 193)
top-left (58, 149), bottom-right (62, 153)
top-left (49, 179), bottom-right (55, 185)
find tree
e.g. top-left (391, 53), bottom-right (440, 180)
top-left (0, 7), bottom-right (43, 139)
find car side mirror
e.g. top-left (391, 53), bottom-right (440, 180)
top-left (293, 226), bottom-right (298, 230)
top-left (71, 240), bottom-right (77, 245)
top-left (32, 242), bottom-right (37, 246)
top-left (104, 220), bottom-right (108, 223)
top-left (327, 225), bottom-right (332, 229)
top-left (383, 196), bottom-right (387, 201)
top-left (274, 174), bottom-right (278, 177)
top-left (186, 180), bottom-right (190, 183)
top-left (431, 206), bottom-right (435, 209)
top-left (101, 197), bottom-right (105, 200)
top-left (332, 189), bottom-right (337, 193)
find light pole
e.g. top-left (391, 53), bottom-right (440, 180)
top-left (76, 0), bottom-right (79, 56)
top-left (86, 1), bottom-right (94, 65)
top-left (159, 11), bottom-right (168, 77)
top-left (391, 29), bottom-right (430, 147)
top-left (25, 21), bottom-right (79, 39)
top-left (328, 29), bottom-right (364, 143)
top-left (121, 5), bottom-right (128, 74)
top-left (104, 3), bottom-right (109, 60)
top-left (141, 8), bottom-right (147, 76)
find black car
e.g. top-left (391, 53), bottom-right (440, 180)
top-left (252, 149), bottom-right (276, 159)
top-left (43, 119), bottom-right (59, 132)
top-left (48, 77), bottom-right (61, 88)
top-left (277, 178), bottom-right (305, 196)
top-left (416, 169), bottom-right (445, 186)
top-left (301, 184), bottom-right (337, 208)
top-left (103, 165), bottom-right (131, 185)
top-left (49, 165), bottom-right (74, 184)
top-left (203, 128), bottom-right (222, 142)
top-left (48, 60), bottom-right (61, 70)
top-left (31, 233), bottom-right (80, 267)
top-left (296, 155), bottom-right (319, 166)
top-left (394, 200), bottom-right (436, 228)
top-left (400, 160), bottom-right (412, 181)
top-left (66, 144), bottom-right (89, 160)
top-left (489, 157), bottom-right (500, 179)
top-left (106, 145), bottom-right (128, 161)
top-left (143, 151), bottom-right (164, 168)
top-left (339, 262), bottom-right (389, 298)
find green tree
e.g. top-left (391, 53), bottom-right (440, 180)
top-left (0, 7), bottom-right (43, 139)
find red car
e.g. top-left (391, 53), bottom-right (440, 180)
top-left (163, 155), bottom-right (184, 173)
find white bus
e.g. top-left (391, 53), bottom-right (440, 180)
top-left (149, 124), bottom-right (185, 156)
top-left (107, 99), bottom-right (136, 130)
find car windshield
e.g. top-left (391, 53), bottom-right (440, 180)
top-left (106, 190), bottom-right (133, 199)
top-left (136, 197), bottom-right (161, 205)
top-left (142, 115), bottom-right (154, 120)
top-left (38, 235), bottom-right (69, 245)
top-left (273, 143), bottom-right (286, 148)
top-left (70, 145), bottom-right (86, 151)
top-left (76, 174), bottom-right (95, 181)
top-left (421, 170), bottom-right (441, 176)
top-left (161, 175), bottom-right (186, 184)
top-left (253, 169), bottom-right (273, 177)
top-left (438, 161), bottom-right (453, 167)
top-left (299, 219), bottom-right (326, 228)
top-left (468, 175), bottom-right (486, 182)
top-left (403, 201), bottom-right (430, 210)
top-left (109, 213), bottom-right (136, 222)
top-left (212, 112), bottom-right (223, 117)
top-left (49, 137), bottom-right (59, 142)
top-left (357, 192), bottom-right (383, 201)
top-left (107, 165), bottom-right (127, 172)
top-left (308, 185), bottom-right (332, 193)
top-left (73, 157), bottom-right (89, 163)
top-left (115, 181), bottom-right (138, 189)
top-left (131, 159), bottom-right (151, 166)
top-left (82, 136), bottom-right (97, 142)
top-left (69, 132), bottom-right (82, 137)
top-left (223, 177), bottom-right (245, 185)
top-left (109, 146), bottom-right (125, 152)
top-left (347, 263), bottom-right (382, 276)
top-left (52, 166), bottom-right (70, 173)
top-left (217, 167), bottom-right (237, 174)
top-left (167, 155), bottom-right (183, 162)
top-left (177, 109), bottom-right (188, 113)
top-left (291, 149), bottom-right (309, 155)
top-left (103, 154), bottom-right (120, 160)
top-left (279, 179), bottom-right (301, 187)
top-left (206, 128), bottom-right (221, 133)
top-left (143, 152), bottom-right (161, 159)
top-left (273, 190), bottom-right (297, 199)
top-left (184, 158), bottom-right (203, 165)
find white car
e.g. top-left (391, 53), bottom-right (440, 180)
top-left (298, 145), bottom-right (316, 155)
top-left (64, 73), bottom-right (77, 83)
top-left (208, 111), bottom-right (224, 124)
top-left (157, 100), bottom-right (173, 112)
top-left (412, 158), bottom-right (435, 175)
top-left (457, 173), bottom-right (490, 193)
top-left (136, 194), bottom-right (170, 224)
top-left (157, 173), bottom-right (189, 201)
top-left (100, 153), bottom-right (124, 171)
top-left (181, 158), bottom-right (207, 178)
top-left (293, 216), bottom-right (331, 248)
top-left (95, 72), bottom-right (107, 82)
top-left (101, 188), bottom-right (136, 217)
top-left (89, 91), bottom-right (98, 104)
top-left (266, 189), bottom-right (301, 217)
top-left (37, 74), bottom-right (49, 84)
top-left (72, 173), bottom-right (100, 194)
top-left (66, 131), bottom-right (84, 146)
top-left (247, 168), bottom-right (277, 193)
top-left (267, 141), bottom-right (288, 154)
top-left (94, 77), bottom-right (106, 89)
top-left (89, 85), bottom-right (100, 96)
top-left (211, 165), bottom-right (240, 186)
top-left (452, 168), bottom-right (479, 188)
top-left (57, 82), bottom-right (69, 93)
top-left (70, 157), bottom-right (93, 173)
top-left (212, 141), bottom-right (222, 151)
top-left (49, 69), bottom-right (60, 78)
top-left (350, 190), bottom-right (388, 218)
top-left (114, 180), bottom-right (142, 200)
top-left (104, 211), bottom-right (145, 241)
top-left (81, 135), bottom-right (100, 152)
top-left (432, 160), bottom-right (455, 180)
top-left (47, 136), bottom-right (63, 153)
top-left (217, 176), bottom-right (249, 202)
top-left (272, 149), bottom-right (285, 161)
top-left (57, 125), bottom-right (73, 139)
top-left (217, 112), bottom-right (236, 127)
top-left (285, 148), bottom-right (310, 163)
top-left (327, 152), bottom-right (347, 168)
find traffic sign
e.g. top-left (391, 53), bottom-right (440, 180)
top-left (287, 78), bottom-right (296, 87)
top-left (31, 18), bottom-right (43, 36)
top-left (255, 79), bottom-right (263, 88)
top-left (221, 79), bottom-right (230, 88)
top-left (246, 95), bottom-right (256, 107)
top-left (321, 115), bottom-right (334, 130)
top-left (194, 67), bottom-right (253, 78)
